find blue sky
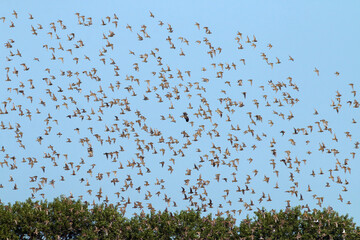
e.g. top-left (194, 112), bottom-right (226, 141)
top-left (1, 0), bottom-right (360, 224)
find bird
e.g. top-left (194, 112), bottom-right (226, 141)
top-left (314, 67), bottom-right (319, 76)
top-left (181, 112), bottom-right (189, 122)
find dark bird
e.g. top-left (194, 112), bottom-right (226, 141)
top-left (182, 112), bottom-right (189, 122)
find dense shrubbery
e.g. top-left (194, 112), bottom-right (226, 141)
top-left (0, 197), bottom-right (358, 239)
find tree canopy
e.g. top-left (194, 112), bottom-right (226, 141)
top-left (0, 197), bottom-right (358, 239)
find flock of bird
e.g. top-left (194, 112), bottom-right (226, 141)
top-left (0, 10), bottom-right (358, 220)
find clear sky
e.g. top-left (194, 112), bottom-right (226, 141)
top-left (1, 0), bottom-right (360, 224)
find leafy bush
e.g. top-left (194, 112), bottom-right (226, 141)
top-left (0, 197), bottom-right (358, 239)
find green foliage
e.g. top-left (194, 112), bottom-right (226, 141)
top-left (239, 206), bottom-right (360, 239)
top-left (0, 198), bottom-right (359, 239)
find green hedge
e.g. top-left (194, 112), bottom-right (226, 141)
top-left (0, 197), bottom-right (358, 239)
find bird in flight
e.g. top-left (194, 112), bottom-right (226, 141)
top-left (181, 112), bottom-right (189, 122)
